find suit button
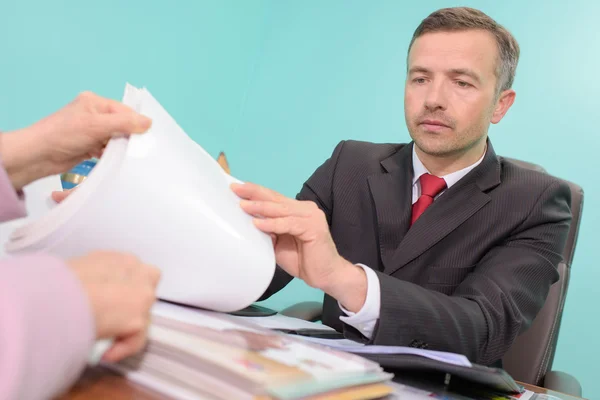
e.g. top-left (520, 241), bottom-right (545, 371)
top-left (409, 340), bottom-right (428, 349)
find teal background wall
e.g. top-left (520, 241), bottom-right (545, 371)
top-left (1, 0), bottom-right (598, 397)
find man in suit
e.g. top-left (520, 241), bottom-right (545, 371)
top-left (231, 7), bottom-right (572, 367)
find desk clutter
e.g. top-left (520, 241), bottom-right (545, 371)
top-left (106, 301), bottom-right (393, 400)
top-left (97, 301), bottom-right (539, 400)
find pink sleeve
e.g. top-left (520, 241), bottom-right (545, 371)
top-left (0, 254), bottom-right (95, 400)
top-left (0, 154), bottom-right (27, 222)
top-left (0, 156), bottom-right (95, 399)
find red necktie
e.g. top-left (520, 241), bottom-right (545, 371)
top-left (411, 173), bottom-right (447, 225)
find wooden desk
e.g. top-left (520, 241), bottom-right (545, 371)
top-left (58, 367), bottom-right (584, 400)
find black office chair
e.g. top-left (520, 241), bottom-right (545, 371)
top-left (278, 157), bottom-right (584, 397)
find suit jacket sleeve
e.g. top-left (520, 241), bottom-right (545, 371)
top-left (367, 180), bottom-right (571, 366)
top-left (258, 141), bottom-right (347, 301)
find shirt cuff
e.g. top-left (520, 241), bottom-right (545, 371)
top-left (338, 263), bottom-right (381, 339)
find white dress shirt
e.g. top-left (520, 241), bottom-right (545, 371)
top-left (338, 144), bottom-right (486, 338)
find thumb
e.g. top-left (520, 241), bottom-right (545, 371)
top-left (98, 112), bottom-right (152, 137)
top-left (101, 332), bottom-right (148, 362)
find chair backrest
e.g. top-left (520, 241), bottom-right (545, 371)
top-left (501, 157), bottom-right (584, 386)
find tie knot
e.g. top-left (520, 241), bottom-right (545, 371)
top-left (419, 173), bottom-right (447, 198)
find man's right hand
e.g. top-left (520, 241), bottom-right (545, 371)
top-left (67, 251), bottom-right (161, 362)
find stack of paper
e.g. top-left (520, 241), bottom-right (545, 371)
top-left (106, 301), bottom-right (394, 400)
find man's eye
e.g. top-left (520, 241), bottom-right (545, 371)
top-left (413, 78), bottom-right (426, 84)
top-left (456, 80), bottom-right (471, 88)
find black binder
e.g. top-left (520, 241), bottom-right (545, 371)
top-left (358, 353), bottom-right (523, 394)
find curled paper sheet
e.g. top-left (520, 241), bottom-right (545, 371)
top-left (0, 174), bottom-right (62, 258)
top-left (4, 83), bottom-right (276, 313)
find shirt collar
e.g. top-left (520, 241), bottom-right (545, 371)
top-left (412, 144), bottom-right (486, 189)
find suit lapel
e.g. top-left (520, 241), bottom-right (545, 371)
top-left (386, 181), bottom-right (490, 274)
top-left (369, 140), bottom-right (503, 275)
top-left (367, 144), bottom-right (414, 272)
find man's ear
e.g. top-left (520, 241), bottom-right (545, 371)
top-left (217, 151), bottom-right (230, 174)
top-left (491, 89), bottom-right (516, 124)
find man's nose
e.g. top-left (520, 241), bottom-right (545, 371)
top-left (424, 81), bottom-right (447, 111)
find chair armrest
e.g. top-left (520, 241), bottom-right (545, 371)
top-left (280, 301), bottom-right (323, 321)
top-left (543, 370), bottom-right (583, 397)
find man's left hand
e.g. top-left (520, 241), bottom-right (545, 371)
top-left (231, 182), bottom-right (368, 312)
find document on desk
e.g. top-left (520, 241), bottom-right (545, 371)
top-left (292, 336), bottom-right (472, 367)
top-left (229, 312), bottom-right (337, 331)
top-left (229, 309), bottom-right (472, 367)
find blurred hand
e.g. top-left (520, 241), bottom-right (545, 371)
top-left (1, 91), bottom-right (151, 190)
top-left (68, 251), bottom-right (161, 362)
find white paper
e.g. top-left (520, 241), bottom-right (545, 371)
top-left (4, 84), bottom-right (276, 313)
top-left (230, 313), bottom-right (336, 332)
top-left (0, 174), bottom-right (61, 257)
top-left (292, 336), bottom-right (472, 367)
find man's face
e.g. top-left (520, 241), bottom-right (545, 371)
top-left (404, 30), bottom-right (510, 158)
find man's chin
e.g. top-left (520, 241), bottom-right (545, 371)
top-left (412, 139), bottom-right (459, 158)
top-left (418, 147), bottom-right (454, 157)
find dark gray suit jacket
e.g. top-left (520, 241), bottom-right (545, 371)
top-left (259, 139), bottom-right (572, 366)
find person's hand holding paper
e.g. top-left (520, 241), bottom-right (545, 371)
top-left (1, 90), bottom-right (161, 363)
top-left (231, 182), bottom-right (369, 314)
top-left (1, 91), bottom-right (151, 191)
top-left (0, 88), bottom-right (161, 400)
top-left (69, 251), bottom-right (161, 362)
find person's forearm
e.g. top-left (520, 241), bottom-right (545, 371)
top-left (0, 129), bottom-right (47, 191)
top-left (0, 254), bottom-right (95, 400)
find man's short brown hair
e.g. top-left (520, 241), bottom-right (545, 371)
top-left (408, 7), bottom-right (520, 95)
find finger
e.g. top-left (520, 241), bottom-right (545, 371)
top-left (94, 95), bottom-right (139, 117)
top-left (81, 91), bottom-right (149, 128)
top-left (95, 111), bottom-right (152, 137)
top-left (240, 199), bottom-right (311, 218)
top-left (88, 139), bottom-right (108, 160)
top-left (230, 182), bottom-right (285, 202)
top-left (89, 147), bottom-right (104, 159)
top-left (146, 265), bottom-right (162, 289)
top-left (253, 216), bottom-right (307, 237)
top-left (101, 331), bottom-right (148, 362)
top-left (51, 189), bottom-right (75, 203)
